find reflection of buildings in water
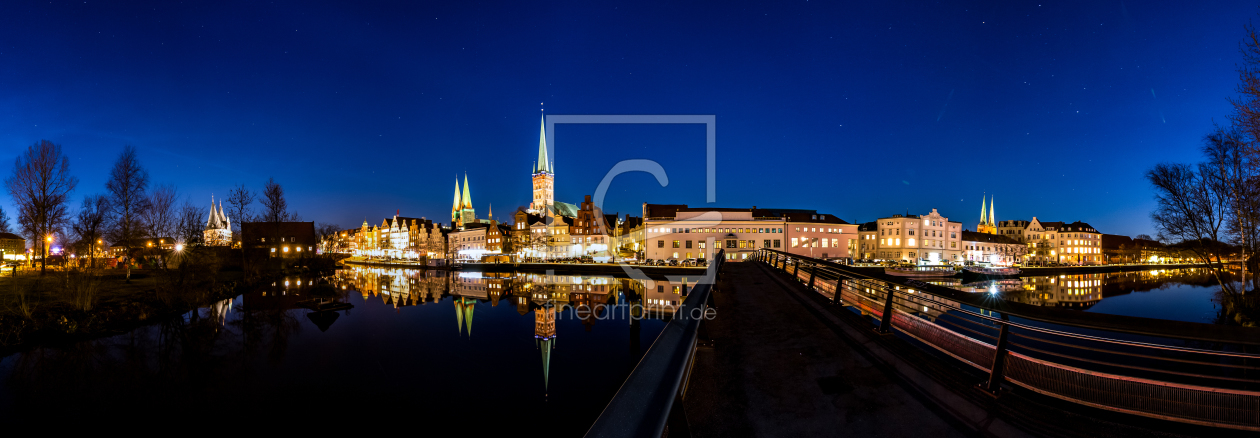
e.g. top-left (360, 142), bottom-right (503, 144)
top-left (334, 267), bottom-right (448, 308)
top-left (206, 297), bottom-right (233, 328)
top-left (535, 304), bottom-right (556, 392)
top-left (1008, 274), bottom-right (1102, 309)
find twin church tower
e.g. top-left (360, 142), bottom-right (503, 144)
top-left (450, 115), bottom-right (555, 228)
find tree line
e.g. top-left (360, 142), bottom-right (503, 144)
top-left (2, 142), bottom-right (301, 278)
top-left (1147, 16), bottom-right (1260, 323)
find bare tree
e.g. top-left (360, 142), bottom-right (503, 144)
top-left (1135, 234), bottom-right (1154, 241)
top-left (6, 140), bottom-right (78, 275)
top-left (259, 177), bottom-right (296, 223)
top-left (315, 222), bottom-right (341, 240)
top-left (1147, 153), bottom-right (1239, 295)
top-left (71, 195), bottom-right (110, 269)
top-left (225, 183), bottom-right (255, 242)
top-left (175, 198), bottom-right (207, 248)
top-left (225, 183), bottom-right (255, 269)
top-left (143, 184), bottom-right (178, 240)
top-left (105, 145), bottom-right (149, 282)
top-left (0, 205), bottom-right (11, 234)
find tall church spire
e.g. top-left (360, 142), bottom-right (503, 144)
top-left (979, 196), bottom-right (988, 225)
top-left (535, 114), bottom-right (551, 174)
top-left (462, 173), bottom-right (473, 209)
top-left (988, 197), bottom-right (995, 225)
top-left (455, 177), bottom-right (464, 210)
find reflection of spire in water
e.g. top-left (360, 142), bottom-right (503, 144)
top-left (464, 297), bottom-right (475, 337)
top-left (455, 298), bottom-right (464, 335)
top-left (454, 297), bottom-right (475, 337)
top-left (535, 304), bottom-right (557, 392)
top-left (540, 337), bottom-right (553, 392)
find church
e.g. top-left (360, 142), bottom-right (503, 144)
top-left (977, 195), bottom-right (996, 235)
top-left (204, 196), bottom-right (232, 246)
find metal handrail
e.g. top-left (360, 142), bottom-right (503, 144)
top-left (585, 250), bottom-right (725, 438)
top-left (760, 248), bottom-right (1260, 345)
top-left (756, 248), bottom-right (1260, 431)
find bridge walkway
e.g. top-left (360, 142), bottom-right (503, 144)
top-left (680, 261), bottom-right (1239, 438)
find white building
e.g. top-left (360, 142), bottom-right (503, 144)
top-left (450, 224), bottom-right (490, 261)
top-left (872, 209), bottom-right (963, 264)
top-left (203, 196), bottom-right (232, 246)
top-left (642, 204), bottom-right (785, 262)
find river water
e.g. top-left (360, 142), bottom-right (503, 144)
top-left (926, 267), bottom-right (1230, 324)
top-left (0, 266), bottom-right (708, 431)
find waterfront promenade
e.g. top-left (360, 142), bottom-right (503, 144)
top-left (680, 261), bottom-right (1254, 438)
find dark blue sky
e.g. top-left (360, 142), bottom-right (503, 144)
top-left (0, 1), bottom-right (1253, 236)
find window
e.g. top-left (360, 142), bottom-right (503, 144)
top-left (672, 240), bottom-right (680, 248)
top-left (726, 240), bottom-right (737, 248)
top-left (739, 241), bottom-right (747, 248)
top-left (764, 239), bottom-right (771, 247)
top-left (685, 240), bottom-right (692, 248)
top-left (699, 242), bottom-right (706, 249)
top-left (791, 238), bottom-right (799, 247)
top-left (657, 240), bottom-right (664, 248)
top-left (773, 239), bottom-right (781, 248)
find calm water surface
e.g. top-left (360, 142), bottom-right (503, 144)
top-left (0, 266), bottom-right (702, 431)
top-left (930, 268), bottom-right (1228, 324)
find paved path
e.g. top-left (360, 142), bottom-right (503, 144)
top-left (682, 262), bottom-right (1021, 438)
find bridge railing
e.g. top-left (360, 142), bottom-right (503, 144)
top-left (754, 248), bottom-right (1260, 432)
top-left (584, 250), bottom-right (725, 438)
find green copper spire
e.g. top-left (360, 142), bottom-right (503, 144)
top-left (535, 114), bottom-right (551, 174)
top-left (461, 173), bottom-right (472, 209)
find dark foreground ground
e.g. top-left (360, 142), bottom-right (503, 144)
top-left (681, 262), bottom-right (1252, 438)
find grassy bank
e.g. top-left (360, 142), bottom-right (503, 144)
top-left (0, 250), bottom-right (343, 356)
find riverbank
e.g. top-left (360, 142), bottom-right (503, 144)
top-left (841, 263), bottom-right (1211, 277)
top-left (342, 257), bottom-right (707, 276)
top-left (0, 268), bottom-right (246, 357)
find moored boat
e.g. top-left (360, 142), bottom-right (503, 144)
top-left (884, 266), bottom-right (959, 277)
top-left (961, 266), bottom-right (1021, 279)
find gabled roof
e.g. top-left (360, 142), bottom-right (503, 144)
top-left (551, 201), bottom-right (579, 218)
top-left (858, 221), bottom-right (879, 232)
top-left (1060, 221), bottom-right (1099, 233)
top-left (960, 231), bottom-right (1021, 245)
top-left (0, 232), bottom-right (24, 241)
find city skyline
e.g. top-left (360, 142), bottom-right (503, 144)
top-left (4, 1), bottom-right (1256, 237)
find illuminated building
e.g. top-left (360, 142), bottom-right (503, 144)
top-left (203, 196), bottom-right (232, 246)
top-left (452, 173), bottom-right (477, 228)
top-left (241, 222), bottom-right (317, 258)
top-left (450, 223), bottom-right (491, 260)
top-left (1023, 218), bottom-right (1103, 265)
top-left (961, 231), bottom-right (1024, 265)
top-left (0, 233), bottom-right (26, 261)
top-left (572, 195), bottom-right (614, 259)
top-left (642, 203), bottom-right (786, 262)
top-left (529, 115), bottom-right (555, 215)
top-left (872, 209), bottom-right (963, 264)
top-left (997, 220), bottom-right (1030, 241)
top-left (977, 196), bottom-right (997, 235)
top-left (782, 211), bottom-right (859, 260)
top-left (856, 221), bottom-right (878, 260)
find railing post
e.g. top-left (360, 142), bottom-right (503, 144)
top-left (983, 317), bottom-right (1011, 394)
top-left (876, 286), bottom-right (896, 334)
top-left (807, 263), bottom-right (816, 289)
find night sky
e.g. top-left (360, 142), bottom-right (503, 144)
top-left (1, 1), bottom-right (1254, 236)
